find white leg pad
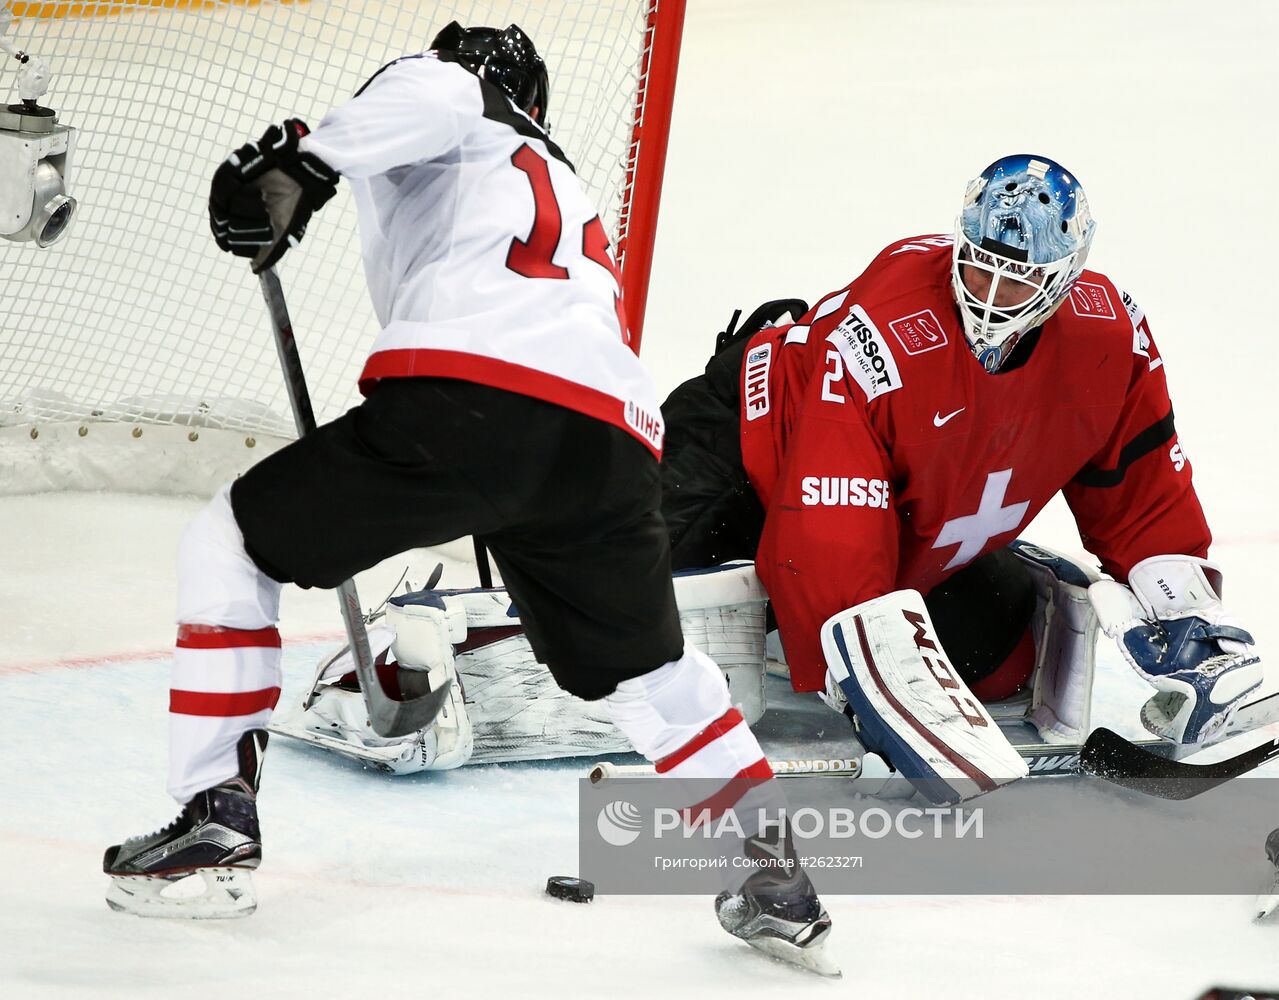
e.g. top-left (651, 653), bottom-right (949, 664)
top-left (1009, 541), bottom-right (1102, 744)
top-left (386, 597), bottom-right (472, 769)
top-left (823, 590), bottom-right (1028, 803)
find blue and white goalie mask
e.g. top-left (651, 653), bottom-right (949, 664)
top-left (951, 154), bottom-right (1096, 371)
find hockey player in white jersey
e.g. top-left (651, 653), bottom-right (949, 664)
top-left (101, 24), bottom-right (836, 975)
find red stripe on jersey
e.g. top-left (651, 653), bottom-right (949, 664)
top-left (175, 624), bottom-right (282, 650)
top-left (683, 759), bottom-right (776, 824)
top-left (169, 687), bottom-right (281, 717)
top-left (854, 615), bottom-right (997, 792)
top-left (358, 349), bottom-right (663, 459)
top-left (654, 708), bottom-right (745, 774)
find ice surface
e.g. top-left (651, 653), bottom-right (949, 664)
top-left (4, 0), bottom-right (1279, 997)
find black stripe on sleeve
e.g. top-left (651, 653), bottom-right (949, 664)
top-left (1072, 409), bottom-right (1177, 488)
top-left (477, 79), bottom-right (574, 172)
top-left (354, 52), bottom-right (429, 98)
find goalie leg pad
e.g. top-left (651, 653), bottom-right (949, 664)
top-left (170, 484), bottom-right (283, 803)
top-left (295, 592), bottom-right (474, 772)
top-left (822, 590), bottom-right (1029, 804)
top-left (385, 593), bottom-right (472, 769)
top-left (1008, 539), bottom-right (1102, 744)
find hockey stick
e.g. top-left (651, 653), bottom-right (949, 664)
top-left (1081, 726), bottom-right (1279, 801)
top-left (473, 537), bottom-right (494, 589)
top-left (257, 266), bottom-right (452, 738)
top-left (589, 757), bottom-right (863, 784)
top-left (587, 736), bottom-right (1171, 785)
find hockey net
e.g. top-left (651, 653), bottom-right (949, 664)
top-left (0, 0), bottom-right (682, 493)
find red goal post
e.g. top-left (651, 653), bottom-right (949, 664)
top-left (0, 0), bottom-right (685, 493)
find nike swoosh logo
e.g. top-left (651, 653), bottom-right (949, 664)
top-left (933, 407), bottom-right (965, 427)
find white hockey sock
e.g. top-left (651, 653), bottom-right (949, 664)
top-left (168, 485), bottom-right (283, 802)
top-left (606, 645), bottom-right (782, 831)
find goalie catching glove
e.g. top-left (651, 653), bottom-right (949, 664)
top-left (209, 119), bottom-right (339, 273)
top-left (1090, 554), bottom-right (1263, 745)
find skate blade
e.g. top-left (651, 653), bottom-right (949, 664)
top-left (105, 867), bottom-right (257, 919)
top-left (740, 923), bottom-right (842, 978)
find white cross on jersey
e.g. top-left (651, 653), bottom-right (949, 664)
top-left (931, 469), bottom-right (1030, 570)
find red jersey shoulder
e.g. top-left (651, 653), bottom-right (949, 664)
top-left (813, 236), bottom-right (959, 405)
top-left (1049, 269), bottom-right (1158, 370)
top-left (1056, 269), bottom-right (1126, 326)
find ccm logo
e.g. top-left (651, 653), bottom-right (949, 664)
top-left (903, 609), bottom-right (987, 729)
top-left (800, 476), bottom-right (891, 508)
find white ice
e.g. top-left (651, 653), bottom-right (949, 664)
top-left (4, 1), bottom-right (1279, 997)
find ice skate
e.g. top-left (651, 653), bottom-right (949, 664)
top-left (103, 730), bottom-right (266, 919)
top-left (714, 827), bottom-right (840, 978)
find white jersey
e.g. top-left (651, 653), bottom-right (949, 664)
top-left (300, 52), bottom-right (664, 455)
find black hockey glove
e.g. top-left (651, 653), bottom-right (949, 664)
top-left (209, 118), bottom-right (339, 274)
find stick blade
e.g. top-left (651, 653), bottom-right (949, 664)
top-left (1081, 727), bottom-right (1204, 800)
top-left (1083, 727), bottom-right (1279, 801)
top-left (365, 675), bottom-right (453, 739)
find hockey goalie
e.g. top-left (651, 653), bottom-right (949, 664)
top-left (653, 153), bottom-right (1273, 803)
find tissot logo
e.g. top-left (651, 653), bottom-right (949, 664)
top-left (800, 476), bottom-right (891, 509)
top-left (826, 305), bottom-right (901, 401)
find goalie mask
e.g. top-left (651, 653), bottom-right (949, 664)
top-left (951, 154), bottom-right (1096, 372)
top-left (431, 21), bottom-right (551, 128)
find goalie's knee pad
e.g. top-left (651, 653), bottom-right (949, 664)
top-left (176, 484), bottom-right (281, 628)
top-left (1008, 539), bottom-right (1102, 744)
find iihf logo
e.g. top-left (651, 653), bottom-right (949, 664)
top-left (596, 800), bottom-right (643, 846)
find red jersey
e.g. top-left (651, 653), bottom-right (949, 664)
top-left (741, 235), bottom-right (1210, 692)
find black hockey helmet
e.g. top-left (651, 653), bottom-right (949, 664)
top-left (431, 21), bottom-right (550, 126)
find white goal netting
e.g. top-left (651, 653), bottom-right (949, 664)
top-left (0, 0), bottom-right (657, 442)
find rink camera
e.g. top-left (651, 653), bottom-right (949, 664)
top-left (0, 10), bottom-right (75, 248)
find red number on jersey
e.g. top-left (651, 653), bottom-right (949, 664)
top-left (506, 145), bottom-right (569, 280)
top-left (582, 214), bottom-right (630, 346)
top-left (504, 144), bottom-right (631, 346)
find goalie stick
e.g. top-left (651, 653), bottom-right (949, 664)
top-left (1081, 688), bottom-right (1279, 801)
top-left (1081, 727), bottom-right (1279, 801)
top-left (257, 266), bottom-right (452, 738)
top-left (587, 736), bottom-right (1174, 785)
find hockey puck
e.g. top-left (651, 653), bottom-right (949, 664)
top-left (545, 876), bottom-right (594, 903)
